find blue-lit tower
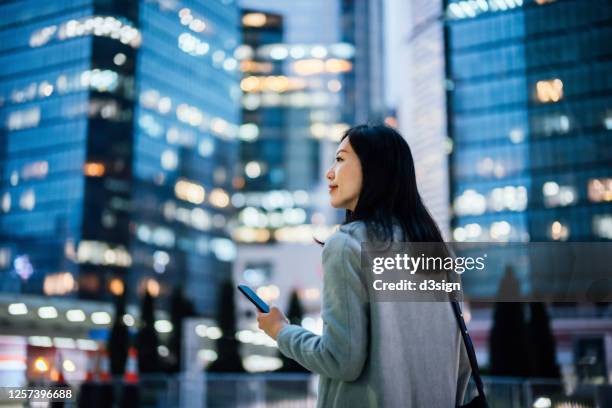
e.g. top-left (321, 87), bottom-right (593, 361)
top-left (0, 0), bottom-right (241, 318)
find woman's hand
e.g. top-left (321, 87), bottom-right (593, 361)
top-left (257, 307), bottom-right (289, 340)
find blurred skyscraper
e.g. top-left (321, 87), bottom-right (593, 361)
top-left (386, 0), bottom-right (612, 376)
top-left (233, 0), bottom-right (385, 247)
top-left (446, 0), bottom-right (612, 245)
top-left (0, 0), bottom-right (241, 336)
top-left (384, 0), bottom-right (452, 239)
top-left (445, 0), bottom-right (612, 379)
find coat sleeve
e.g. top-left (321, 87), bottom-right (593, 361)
top-left (276, 230), bottom-right (369, 382)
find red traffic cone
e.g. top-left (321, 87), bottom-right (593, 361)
top-left (123, 347), bottom-right (139, 383)
top-left (98, 348), bottom-right (112, 382)
top-left (51, 349), bottom-right (66, 384)
top-left (84, 350), bottom-right (97, 382)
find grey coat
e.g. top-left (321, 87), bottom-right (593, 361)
top-left (277, 221), bottom-right (471, 408)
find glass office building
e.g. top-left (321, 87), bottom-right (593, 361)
top-left (233, 6), bottom-right (357, 245)
top-left (385, 0), bottom-right (452, 239)
top-left (233, 1), bottom-right (385, 245)
top-left (0, 0), bottom-right (241, 316)
top-left (445, 0), bottom-right (612, 294)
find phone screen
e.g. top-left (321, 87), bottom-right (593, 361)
top-left (237, 284), bottom-right (270, 313)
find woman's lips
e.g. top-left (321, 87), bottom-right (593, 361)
top-left (328, 186), bottom-right (337, 193)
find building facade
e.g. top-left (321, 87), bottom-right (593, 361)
top-left (446, 0), bottom-right (612, 278)
top-left (384, 0), bottom-right (452, 239)
top-left (0, 0), bottom-right (241, 326)
top-left (444, 0), bottom-right (612, 376)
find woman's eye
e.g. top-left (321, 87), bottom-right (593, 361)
top-left (335, 157), bottom-right (343, 162)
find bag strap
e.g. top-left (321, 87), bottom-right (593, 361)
top-left (451, 301), bottom-right (486, 400)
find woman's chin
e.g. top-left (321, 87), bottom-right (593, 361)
top-left (329, 199), bottom-right (344, 210)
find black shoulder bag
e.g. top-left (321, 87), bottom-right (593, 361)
top-left (451, 301), bottom-right (489, 408)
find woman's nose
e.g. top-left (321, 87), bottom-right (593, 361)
top-left (326, 167), bottom-right (334, 181)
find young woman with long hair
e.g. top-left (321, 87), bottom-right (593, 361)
top-left (257, 124), bottom-right (472, 407)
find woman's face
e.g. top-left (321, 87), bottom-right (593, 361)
top-left (326, 137), bottom-right (362, 211)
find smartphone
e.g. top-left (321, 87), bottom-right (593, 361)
top-left (237, 284), bottom-right (270, 313)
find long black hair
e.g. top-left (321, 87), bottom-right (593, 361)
top-left (340, 124), bottom-right (445, 243)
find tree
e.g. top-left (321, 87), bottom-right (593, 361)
top-left (489, 265), bottom-right (531, 377)
top-left (278, 290), bottom-right (309, 372)
top-left (108, 292), bottom-right (129, 376)
top-left (527, 302), bottom-right (560, 379)
top-left (207, 280), bottom-right (245, 372)
top-left (168, 285), bottom-right (195, 373)
top-left (137, 289), bottom-right (160, 373)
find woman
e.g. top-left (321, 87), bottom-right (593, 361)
top-left (257, 124), bottom-right (471, 407)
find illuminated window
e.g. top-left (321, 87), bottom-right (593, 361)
top-left (109, 278), bottom-right (125, 296)
top-left (178, 33), bottom-right (209, 56)
top-left (593, 215), bottom-right (612, 239)
top-left (234, 45), bottom-right (253, 60)
top-left (179, 7), bottom-right (206, 33)
top-left (550, 221), bottom-right (569, 241)
top-left (43, 272), bottom-right (76, 295)
top-left (256, 285), bottom-right (280, 302)
top-left (84, 162), bottom-right (105, 177)
top-left (292, 59), bottom-right (325, 76)
top-left (488, 186), bottom-right (528, 212)
top-left (209, 188), bottom-right (230, 208)
top-left (113, 53), bottom-right (127, 66)
top-left (540, 114), bottom-right (570, 136)
top-left (143, 278), bottom-right (160, 297)
top-left (490, 221), bottom-right (512, 241)
top-left (77, 241), bottom-right (132, 267)
top-left (174, 179), bottom-right (205, 204)
top-left (233, 227), bottom-right (271, 243)
top-left (325, 59), bottom-right (352, 73)
top-left (269, 46), bottom-right (289, 60)
top-left (242, 13), bottom-right (267, 27)
top-left (476, 157), bottom-right (495, 177)
top-left (240, 60), bottom-right (273, 73)
top-left (29, 25), bottom-right (57, 47)
top-left (2, 193), bottom-right (11, 212)
top-left (245, 162), bottom-right (263, 178)
top-left (38, 81), bottom-right (53, 97)
top-left (211, 238), bottom-right (236, 261)
top-left (198, 139), bottom-right (215, 157)
top-left (446, 0), bottom-right (524, 20)
top-left (588, 178), bottom-right (612, 202)
top-left (81, 69), bottom-right (119, 92)
top-left (536, 79), bottom-right (563, 103)
top-left (239, 123), bottom-right (259, 141)
top-left (22, 161), bottom-right (48, 180)
top-left (542, 182), bottom-right (576, 207)
top-left (310, 123), bottom-right (327, 139)
top-left (454, 189), bottom-right (486, 216)
top-left (19, 189), bottom-right (35, 211)
top-left (330, 123), bottom-right (350, 142)
top-left (509, 128), bottom-right (525, 143)
top-left (604, 111), bottom-right (612, 130)
top-left (160, 150), bottom-right (178, 171)
top-left (453, 223), bottom-right (483, 242)
top-left (7, 107), bottom-right (40, 130)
